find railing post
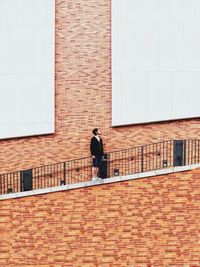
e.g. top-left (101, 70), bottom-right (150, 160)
top-left (141, 146), bottom-right (144, 172)
top-left (173, 140), bottom-right (186, 167)
top-left (20, 171), bottom-right (23, 192)
top-left (63, 162), bottom-right (66, 185)
top-left (107, 153), bottom-right (110, 178)
top-left (183, 140), bottom-right (186, 166)
top-left (20, 169), bottom-right (33, 192)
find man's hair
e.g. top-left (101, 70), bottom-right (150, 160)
top-left (92, 128), bottom-right (98, 135)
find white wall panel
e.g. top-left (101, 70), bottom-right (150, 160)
top-left (112, 0), bottom-right (200, 126)
top-left (146, 72), bottom-right (172, 122)
top-left (171, 0), bottom-right (195, 24)
top-left (135, 25), bottom-right (159, 71)
top-left (184, 26), bottom-right (200, 70)
top-left (147, 0), bottom-right (171, 24)
top-left (171, 72), bottom-right (197, 118)
top-left (159, 25), bottom-right (183, 71)
top-left (0, 0), bottom-right (55, 139)
top-left (121, 72), bottom-right (146, 125)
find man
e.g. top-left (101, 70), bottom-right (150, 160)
top-left (90, 128), bottom-right (104, 181)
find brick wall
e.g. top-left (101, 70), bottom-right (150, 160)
top-left (1, 168), bottom-right (200, 266)
top-left (1, 0), bottom-right (200, 174)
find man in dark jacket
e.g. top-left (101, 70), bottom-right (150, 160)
top-left (90, 128), bottom-right (104, 181)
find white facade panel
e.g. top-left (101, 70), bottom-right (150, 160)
top-left (112, 0), bottom-right (200, 126)
top-left (146, 72), bottom-right (172, 122)
top-left (135, 25), bottom-right (159, 71)
top-left (0, 0), bottom-right (55, 139)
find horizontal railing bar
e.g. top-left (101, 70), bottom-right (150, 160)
top-left (0, 139), bottom-right (197, 177)
top-left (1, 139), bottom-right (200, 195)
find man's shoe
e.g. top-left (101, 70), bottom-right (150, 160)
top-left (96, 177), bottom-right (103, 181)
top-left (92, 176), bottom-right (102, 181)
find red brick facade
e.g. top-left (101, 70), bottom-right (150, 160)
top-left (0, 0), bottom-right (200, 174)
top-left (1, 168), bottom-right (200, 266)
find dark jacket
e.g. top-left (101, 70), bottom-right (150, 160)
top-left (90, 136), bottom-right (104, 156)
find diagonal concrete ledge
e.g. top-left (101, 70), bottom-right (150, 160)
top-left (1, 163), bottom-right (200, 200)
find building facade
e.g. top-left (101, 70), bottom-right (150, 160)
top-left (0, 0), bottom-right (200, 174)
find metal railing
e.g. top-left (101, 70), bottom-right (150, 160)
top-left (0, 139), bottom-right (200, 195)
